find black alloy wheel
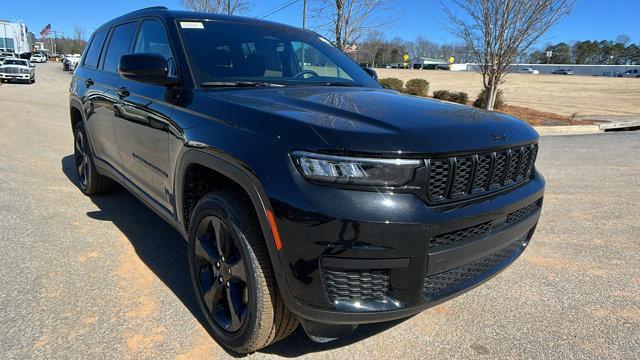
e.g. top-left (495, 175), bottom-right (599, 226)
top-left (194, 215), bottom-right (249, 332)
top-left (74, 129), bottom-right (89, 188)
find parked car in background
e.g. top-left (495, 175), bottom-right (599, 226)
top-left (0, 52), bottom-right (16, 62)
top-left (0, 58), bottom-right (36, 83)
top-left (618, 69), bottom-right (640, 78)
top-left (30, 53), bottom-right (47, 63)
top-left (63, 54), bottom-right (81, 70)
top-left (70, 7), bottom-right (544, 353)
top-left (68, 55), bottom-right (81, 71)
top-left (518, 68), bottom-right (539, 74)
top-left (552, 69), bottom-right (574, 75)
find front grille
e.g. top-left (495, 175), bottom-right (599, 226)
top-left (507, 201), bottom-right (540, 223)
top-left (2, 67), bottom-right (19, 74)
top-left (430, 221), bottom-right (492, 248)
top-left (323, 269), bottom-right (390, 302)
top-left (426, 143), bottom-right (538, 204)
top-left (423, 241), bottom-right (523, 301)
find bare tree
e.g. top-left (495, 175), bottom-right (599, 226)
top-left (70, 26), bottom-right (87, 54)
top-left (312, 0), bottom-right (397, 51)
top-left (181, 0), bottom-right (252, 15)
top-left (72, 26), bottom-right (85, 42)
top-left (442, 0), bottom-right (575, 110)
top-left (615, 34), bottom-right (630, 46)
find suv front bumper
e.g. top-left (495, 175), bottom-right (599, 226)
top-left (271, 171), bottom-right (544, 326)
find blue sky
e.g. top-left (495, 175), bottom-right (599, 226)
top-left (2, 0), bottom-right (638, 47)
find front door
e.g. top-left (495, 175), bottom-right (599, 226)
top-left (114, 19), bottom-right (176, 211)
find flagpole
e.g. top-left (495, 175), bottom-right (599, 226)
top-left (2, 22), bottom-right (6, 51)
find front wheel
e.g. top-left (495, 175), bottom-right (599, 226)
top-left (188, 191), bottom-right (298, 353)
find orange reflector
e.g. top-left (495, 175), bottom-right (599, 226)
top-left (265, 209), bottom-right (283, 250)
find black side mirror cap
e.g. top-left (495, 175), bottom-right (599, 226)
top-left (118, 53), bottom-right (178, 86)
top-left (362, 67), bottom-right (378, 81)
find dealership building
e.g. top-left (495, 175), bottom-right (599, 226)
top-left (1, 20), bottom-right (34, 54)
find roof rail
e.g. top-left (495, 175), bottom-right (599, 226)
top-left (133, 6), bottom-right (168, 12)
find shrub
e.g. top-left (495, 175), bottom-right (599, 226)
top-left (378, 78), bottom-right (404, 92)
top-left (473, 88), bottom-right (505, 109)
top-left (404, 78), bottom-right (430, 96)
top-left (432, 90), bottom-right (469, 104)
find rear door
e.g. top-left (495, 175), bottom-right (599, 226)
top-left (114, 18), bottom-right (176, 211)
top-left (78, 27), bottom-right (125, 173)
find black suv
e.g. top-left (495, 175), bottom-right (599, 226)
top-left (70, 7), bottom-right (544, 353)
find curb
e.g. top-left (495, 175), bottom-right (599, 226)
top-left (535, 120), bottom-right (640, 136)
top-left (533, 125), bottom-right (601, 136)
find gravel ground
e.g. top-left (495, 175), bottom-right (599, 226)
top-left (1, 63), bottom-right (638, 359)
top-left (376, 68), bottom-right (640, 118)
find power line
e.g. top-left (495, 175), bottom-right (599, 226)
top-left (259, 0), bottom-right (300, 19)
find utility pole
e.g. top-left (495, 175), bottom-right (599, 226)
top-left (301, 0), bottom-right (307, 68)
top-left (302, 0), bottom-right (307, 29)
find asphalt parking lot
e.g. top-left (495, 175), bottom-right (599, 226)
top-left (1, 62), bottom-right (638, 359)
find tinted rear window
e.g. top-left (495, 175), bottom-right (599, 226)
top-left (102, 22), bottom-right (137, 73)
top-left (83, 29), bottom-right (108, 69)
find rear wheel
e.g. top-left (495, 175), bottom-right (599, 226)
top-left (73, 122), bottom-right (115, 195)
top-left (188, 191), bottom-right (298, 353)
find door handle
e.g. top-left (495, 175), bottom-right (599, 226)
top-left (84, 78), bottom-right (94, 87)
top-left (115, 87), bottom-right (130, 98)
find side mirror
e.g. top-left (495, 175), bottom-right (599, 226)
top-left (362, 67), bottom-right (378, 81)
top-left (118, 53), bottom-right (178, 86)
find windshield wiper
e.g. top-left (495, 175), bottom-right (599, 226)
top-left (315, 81), bottom-right (362, 87)
top-left (200, 81), bottom-right (284, 88)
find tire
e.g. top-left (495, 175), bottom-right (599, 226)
top-left (73, 121), bottom-right (115, 195)
top-left (30, 78), bottom-right (35, 84)
top-left (188, 191), bottom-right (298, 353)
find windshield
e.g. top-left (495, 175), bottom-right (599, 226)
top-left (2, 59), bottom-right (27, 66)
top-left (177, 19), bottom-right (379, 88)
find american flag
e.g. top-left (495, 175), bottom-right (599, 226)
top-left (40, 24), bottom-right (52, 37)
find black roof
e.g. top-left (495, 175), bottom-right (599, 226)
top-left (94, 7), bottom-right (304, 34)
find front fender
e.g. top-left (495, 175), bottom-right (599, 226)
top-left (174, 148), bottom-right (286, 279)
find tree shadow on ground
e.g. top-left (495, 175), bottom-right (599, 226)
top-left (61, 154), bottom-right (408, 357)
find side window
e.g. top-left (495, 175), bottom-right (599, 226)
top-left (83, 30), bottom-right (107, 69)
top-left (133, 19), bottom-right (176, 75)
top-left (102, 22), bottom-right (137, 73)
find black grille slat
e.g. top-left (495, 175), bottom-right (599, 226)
top-left (516, 146), bottom-right (532, 180)
top-left (504, 149), bottom-right (521, 185)
top-left (471, 154), bottom-right (492, 193)
top-left (430, 221), bottom-right (492, 248)
top-left (525, 144), bottom-right (538, 176)
top-left (450, 156), bottom-right (473, 198)
top-left (427, 159), bottom-right (451, 201)
top-left (489, 151), bottom-right (508, 189)
top-left (324, 269), bottom-right (390, 302)
top-left (425, 143), bottom-right (537, 204)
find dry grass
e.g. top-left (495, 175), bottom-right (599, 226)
top-left (377, 69), bottom-right (640, 119)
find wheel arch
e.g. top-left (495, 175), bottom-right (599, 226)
top-left (69, 99), bottom-right (84, 131)
top-left (175, 148), bottom-right (285, 278)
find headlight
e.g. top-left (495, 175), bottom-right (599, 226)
top-left (291, 151), bottom-right (421, 186)
top-left (20, 68), bottom-right (30, 74)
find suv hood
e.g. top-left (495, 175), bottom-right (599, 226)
top-left (204, 87), bottom-right (538, 155)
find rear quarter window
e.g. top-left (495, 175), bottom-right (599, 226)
top-left (102, 22), bottom-right (137, 73)
top-left (83, 29), bottom-right (108, 69)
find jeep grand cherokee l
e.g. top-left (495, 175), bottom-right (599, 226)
top-left (69, 7), bottom-right (544, 353)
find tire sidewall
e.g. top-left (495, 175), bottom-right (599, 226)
top-left (74, 122), bottom-right (96, 194)
top-left (187, 195), bottom-right (263, 351)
